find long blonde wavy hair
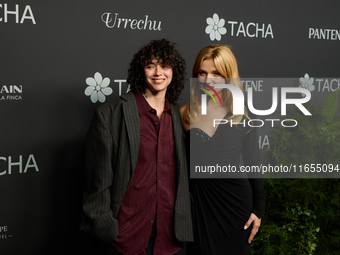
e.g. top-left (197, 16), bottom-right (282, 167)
top-left (182, 44), bottom-right (248, 124)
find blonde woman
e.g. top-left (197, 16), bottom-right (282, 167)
top-left (181, 45), bottom-right (265, 255)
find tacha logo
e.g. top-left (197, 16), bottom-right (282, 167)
top-left (85, 72), bottom-right (113, 103)
top-left (205, 13), bottom-right (227, 41)
top-left (0, 154), bottom-right (39, 175)
top-left (299, 73), bottom-right (315, 97)
top-left (205, 13), bottom-right (274, 41)
top-left (0, 3), bottom-right (36, 24)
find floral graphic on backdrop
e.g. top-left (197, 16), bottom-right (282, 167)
top-left (205, 13), bottom-right (227, 41)
top-left (299, 73), bottom-right (315, 97)
top-left (85, 72), bottom-right (113, 103)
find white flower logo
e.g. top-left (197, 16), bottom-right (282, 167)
top-left (205, 13), bottom-right (227, 41)
top-left (85, 72), bottom-right (113, 103)
top-left (299, 73), bottom-right (315, 97)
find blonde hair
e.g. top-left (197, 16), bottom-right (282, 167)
top-left (182, 45), bottom-right (248, 124)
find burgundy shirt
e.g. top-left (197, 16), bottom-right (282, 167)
top-left (112, 93), bottom-right (180, 255)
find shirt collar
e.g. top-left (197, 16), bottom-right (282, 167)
top-left (134, 92), bottom-right (172, 117)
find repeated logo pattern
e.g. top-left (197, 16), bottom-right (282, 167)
top-left (299, 73), bottom-right (315, 97)
top-left (205, 13), bottom-right (227, 41)
top-left (85, 72), bottom-right (113, 103)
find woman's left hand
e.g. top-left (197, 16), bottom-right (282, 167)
top-left (244, 213), bottom-right (261, 244)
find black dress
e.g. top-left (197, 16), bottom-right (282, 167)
top-left (185, 117), bottom-right (265, 255)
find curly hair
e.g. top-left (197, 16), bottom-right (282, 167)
top-left (127, 39), bottom-right (186, 102)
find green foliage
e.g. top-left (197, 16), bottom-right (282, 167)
top-left (270, 89), bottom-right (340, 167)
top-left (252, 199), bottom-right (319, 255)
top-left (251, 90), bottom-right (340, 255)
top-left (251, 179), bottom-right (340, 255)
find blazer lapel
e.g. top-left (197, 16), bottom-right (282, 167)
top-left (171, 103), bottom-right (184, 171)
top-left (122, 92), bottom-right (140, 174)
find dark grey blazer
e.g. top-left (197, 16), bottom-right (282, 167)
top-left (83, 92), bottom-right (193, 244)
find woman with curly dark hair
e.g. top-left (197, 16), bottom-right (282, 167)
top-left (127, 38), bottom-right (186, 103)
top-left (83, 38), bottom-right (193, 255)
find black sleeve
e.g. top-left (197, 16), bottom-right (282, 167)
top-left (241, 126), bottom-right (265, 219)
top-left (83, 108), bottom-right (119, 243)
